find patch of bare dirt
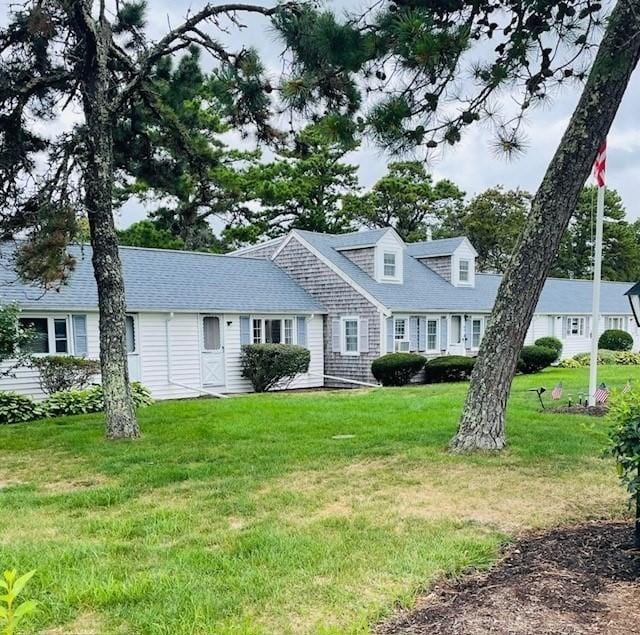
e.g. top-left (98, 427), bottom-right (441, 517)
top-left (377, 521), bottom-right (640, 635)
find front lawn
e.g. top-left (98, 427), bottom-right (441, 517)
top-left (1, 366), bottom-right (635, 634)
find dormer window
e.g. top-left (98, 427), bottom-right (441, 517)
top-left (383, 252), bottom-right (397, 278)
top-left (459, 259), bottom-right (470, 283)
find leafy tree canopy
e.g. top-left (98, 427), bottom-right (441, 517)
top-left (344, 160), bottom-right (464, 242)
top-left (437, 186), bottom-right (530, 273)
top-left (117, 220), bottom-right (185, 250)
top-left (551, 186), bottom-right (640, 281)
top-left (238, 124), bottom-right (360, 241)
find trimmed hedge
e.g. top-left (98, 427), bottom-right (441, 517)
top-left (371, 353), bottom-right (425, 386)
top-left (598, 329), bottom-right (633, 351)
top-left (241, 344), bottom-right (310, 392)
top-left (424, 355), bottom-right (475, 383)
top-left (517, 345), bottom-right (557, 374)
top-left (534, 336), bottom-right (562, 361)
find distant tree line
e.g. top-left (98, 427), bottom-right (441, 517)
top-left (112, 53), bottom-right (640, 283)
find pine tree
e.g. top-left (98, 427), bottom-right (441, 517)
top-left (0, 1), bottom-right (295, 439)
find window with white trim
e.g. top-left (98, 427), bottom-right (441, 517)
top-left (459, 259), bottom-right (470, 283)
top-left (19, 316), bottom-right (69, 355)
top-left (343, 318), bottom-right (359, 354)
top-left (394, 318), bottom-right (410, 352)
top-left (426, 319), bottom-right (438, 351)
top-left (471, 318), bottom-right (483, 348)
top-left (251, 318), bottom-right (298, 345)
top-left (566, 316), bottom-right (585, 337)
top-left (607, 316), bottom-right (625, 330)
top-left (284, 319), bottom-right (294, 344)
top-left (383, 252), bottom-right (397, 278)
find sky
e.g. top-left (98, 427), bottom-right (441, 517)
top-left (3, 0), bottom-right (640, 227)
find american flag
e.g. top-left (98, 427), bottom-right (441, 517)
top-left (594, 383), bottom-right (609, 404)
top-left (622, 380), bottom-right (632, 394)
top-left (551, 383), bottom-right (563, 400)
top-left (594, 140), bottom-right (606, 187)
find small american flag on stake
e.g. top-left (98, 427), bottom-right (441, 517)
top-left (622, 380), bottom-right (632, 394)
top-left (594, 383), bottom-right (609, 404)
top-left (551, 383), bottom-right (563, 400)
top-left (594, 140), bottom-right (606, 187)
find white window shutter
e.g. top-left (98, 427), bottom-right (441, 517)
top-left (359, 318), bottom-right (369, 353)
top-left (72, 314), bottom-right (88, 356)
top-left (332, 319), bottom-right (341, 353)
top-left (409, 317), bottom-right (418, 352)
top-left (240, 316), bottom-right (251, 345)
top-left (418, 317), bottom-right (427, 352)
top-left (386, 317), bottom-right (394, 353)
top-left (296, 316), bottom-right (307, 347)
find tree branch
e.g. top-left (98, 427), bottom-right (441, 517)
top-left (111, 2), bottom-right (291, 113)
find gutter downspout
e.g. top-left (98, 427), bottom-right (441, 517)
top-left (165, 312), bottom-right (228, 399)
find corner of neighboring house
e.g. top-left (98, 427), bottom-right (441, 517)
top-left (272, 232), bottom-right (387, 386)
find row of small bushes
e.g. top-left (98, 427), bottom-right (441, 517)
top-left (371, 342), bottom-right (559, 387)
top-left (0, 383), bottom-right (153, 425)
top-left (558, 350), bottom-right (640, 368)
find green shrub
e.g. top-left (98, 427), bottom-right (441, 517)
top-left (241, 344), bottom-right (310, 392)
top-left (44, 382), bottom-right (153, 418)
top-left (371, 353), bottom-right (426, 386)
top-left (517, 345), bottom-right (557, 374)
top-left (607, 389), bottom-right (640, 547)
top-left (0, 392), bottom-right (44, 424)
top-left (573, 350), bottom-right (618, 366)
top-left (534, 336), bottom-right (562, 361)
top-left (598, 329), bottom-right (633, 351)
top-left (558, 357), bottom-right (581, 369)
top-left (614, 351), bottom-right (640, 365)
top-left (30, 355), bottom-right (100, 394)
top-left (424, 355), bottom-right (475, 383)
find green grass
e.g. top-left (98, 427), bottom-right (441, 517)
top-left (1, 366), bottom-right (637, 634)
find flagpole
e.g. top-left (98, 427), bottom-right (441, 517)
top-left (588, 142), bottom-right (606, 407)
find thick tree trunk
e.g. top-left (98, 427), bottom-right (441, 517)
top-left (79, 4), bottom-right (139, 439)
top-left (450, 0), bottom-right (640, 452)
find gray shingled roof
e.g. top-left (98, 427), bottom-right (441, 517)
top-left (406, 236), bottom-right (467, 257)
top-left (295, 229), bottom-right (634, 314)
top-left (0, 243), bottom-right (325, 313)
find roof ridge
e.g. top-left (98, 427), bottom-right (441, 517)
top-left (475, 271), bottom-right (636, 285)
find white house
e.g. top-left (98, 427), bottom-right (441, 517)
top-left (1, 229), bottom-right (638, 399)
top-left (0, 245), bottom-right (326, 399)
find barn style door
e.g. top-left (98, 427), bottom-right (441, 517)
top-left (200, 315), bottom-right (225, 387)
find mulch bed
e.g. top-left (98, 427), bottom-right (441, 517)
top-left (376, 521), bottom-right (640, 635)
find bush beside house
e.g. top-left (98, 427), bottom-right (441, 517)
top-left (599, 329), bottom-right (634, 351)
top-left (30, 355), bottom-right (101, 394)
top-left (517, 345), bottom-right (558, 374)
top-left (241, 344), bottom-right (310, 392)
top-left (0, 383), bottom-right (153, 425)
top-left (424, 355), bottom-right (476, 383)
top-left (534, 336), bottom-right (563, 361)
top-left (559, 350), bottom-right (640, 368)
top-left (371, 353), bottom-right (425, 386)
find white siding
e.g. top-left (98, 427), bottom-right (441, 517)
top-left (374, 230), bottom-right (405, 283)
top-left (139, 312), bottom-right (203, 400)
top-left (223, 314), bottom-right (324, 393)
top-left (0, 311), bottom-right (100, 400)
